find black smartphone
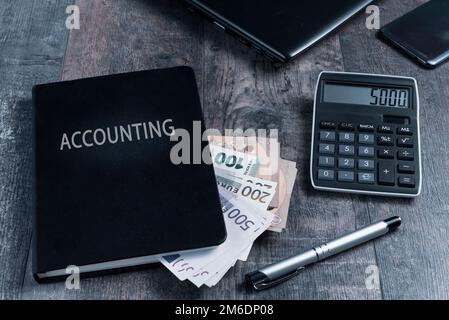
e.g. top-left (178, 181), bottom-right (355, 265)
top-left (380, 0), bottom-right (449, 68)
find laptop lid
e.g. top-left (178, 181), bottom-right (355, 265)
top-left (185, 0), bottom-right (373, 62)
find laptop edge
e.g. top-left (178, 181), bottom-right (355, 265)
top-left (183, 0), bottom-right (373, 62)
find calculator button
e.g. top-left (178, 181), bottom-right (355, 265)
top-left (379, 148), bottom-right (394, 159)
top-left (358, 146), bottom-right (375, 158)
top-left (358, 159), bottom-right (375, 171)
top-left (398, 150), bottom-right (414, 161)
top-left (339, 122), bottom-right (355, 131)
top-left (358, 172), bottom-right (375, 184)
top-left (397, 136), bottom-right (414, 148)
top-left (318, 169), bottom-right (335, 181)
top-left (358, 134), bottom-right (375, 145)
top-left (320, 121), bottom-right (337, 129)
top-left (319, 156), bottom-right (335, 168)
top-left (320, 144), bottom-right (335, 155)
top-left (378, 135), bottom-right (394, 146)
top-left (339, 145), bottom-right (355, 156)
top-left (398, 163), bottom-right (415, 174)
top-left (339, 132), bottom-right (355, 143)
top-left (320, 131), bottom-right (336, 142)
top-left (378, 161), bottom-right (395, 186)
top-left (338, 171), bottom-right (355, 182)
top-left (338, 158), bottom-right (355, 169)
top-left (379, 125), bottom-right (394, 134)
top-left (398, 176), bottom-right (415, 188)
top-left (358, 124), bottom-right (375, 132)
top-left (397, 126), bottom-right (413, 135)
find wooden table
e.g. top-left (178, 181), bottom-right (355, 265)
top-left (1, 0), bottom-right (448, 300)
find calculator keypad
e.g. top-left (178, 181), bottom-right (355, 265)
top-left (339, 145), bottom-right (355, 156)
top-left (338, 171), bottom-right (354, 182)
top-left (320, 131), bottom-right (336, 142)
top-left (358, 134), bottom-right (375, 145)
top-left (339, 158), bottom-right (354, 169)
top-left (315, 121), bottom-right (419, 193)
top-left (339, 132), bottom-right (355, 143)
top-left (358, 146), bottom-right (375, 157)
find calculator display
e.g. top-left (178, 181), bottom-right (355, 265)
top-left (323, 83), bottom-right (409, 108)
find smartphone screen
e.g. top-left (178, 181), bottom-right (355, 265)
top-left (380, 0), bottom-right (449, 68)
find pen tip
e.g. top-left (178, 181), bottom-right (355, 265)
top-left (385, 216), bottom-right (402, 231)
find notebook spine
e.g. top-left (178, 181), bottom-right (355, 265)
top-left (31, 85), bottom-right (39, 280)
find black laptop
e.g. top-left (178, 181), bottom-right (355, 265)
top-left (184, 0), bottom-right (373, 62)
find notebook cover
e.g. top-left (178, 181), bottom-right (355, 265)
top-left (32, 66), bottom-right (227, 278)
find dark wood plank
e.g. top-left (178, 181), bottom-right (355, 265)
top-left (340, 0), bottom-right (449, 299)
top-left (199, 20), bottom-right (380, 299)
top-left (6, 0), bottom-right (443, 301)
top-left (22, 0), bottom-right (208, 300)
top-left (19, 0), bottom-right (448, 300)
top-left (0, 0), bottom-right (71, 299)
top-left (22, 0), bottom-right (382, 299)
top-left (61, 0), bottom-right (204, 83)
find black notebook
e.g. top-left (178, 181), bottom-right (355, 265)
top-left (32, 66), bottom-right (227, 281)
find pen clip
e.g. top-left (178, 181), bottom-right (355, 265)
top-left (253, 267), bottom-right (305, 291)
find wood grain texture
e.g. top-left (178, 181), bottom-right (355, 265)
top-left (2, 0), bottom-right (448, 300)
top-left (22, 0), bottom-right (207, 300)
top-left (22, 0), bottom-right (379, 300)
top-left (340, 0), bottom-right (449, 299)
top-left (0, 0), bottom-right (71, 299)
top-left (199, 15), bottom-right (380, 300)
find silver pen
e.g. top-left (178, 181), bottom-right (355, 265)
top-left (246, 216), bottom-right (402, 291)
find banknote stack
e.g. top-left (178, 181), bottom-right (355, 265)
top-left (159, 135), bottom-right (297, 288)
